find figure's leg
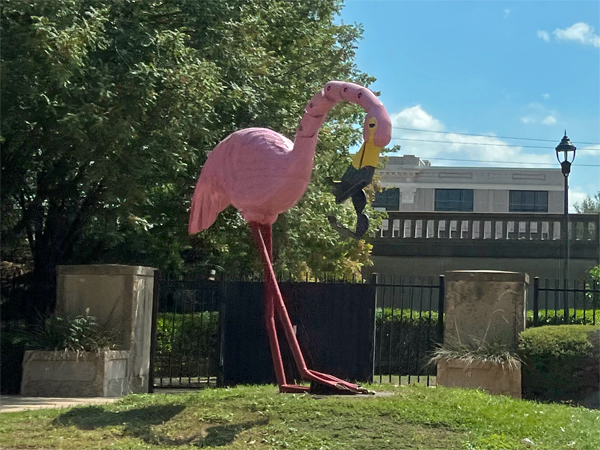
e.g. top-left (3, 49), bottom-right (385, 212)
top-left (330, 166), bottom-right (374, 239)
top-left (332, 166), bottom-right (374, 204)
top-left (249, 222), bottom-right (288, 389)
top-left (351, 189), bottom-right (369, 239)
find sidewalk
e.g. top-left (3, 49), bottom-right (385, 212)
top-left (0, 396), bottom-right (119, 413)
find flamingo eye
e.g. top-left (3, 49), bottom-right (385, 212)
top-left (369, 123), bottom-right (376, 128)
top-left (358, 93), bottom-right (362, 98)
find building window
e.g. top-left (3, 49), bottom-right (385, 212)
top-left (509, 191), bottom-right (548, 212)
top-left (434, 189), bottom-right (474, 211)
top-left (373, 188), bottom-right (400, 211)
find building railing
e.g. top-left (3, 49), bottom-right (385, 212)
top-left (376, 212), bottom-right (599, 243)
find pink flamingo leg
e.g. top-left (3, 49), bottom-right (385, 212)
top-left (250, 222), bottom-right (368, 394)
top-left (249, 223), bottom-right (290, 389)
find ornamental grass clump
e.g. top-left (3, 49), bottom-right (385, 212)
top-left (27, 308), bottom-right (120, 352)
top-left (429, 337), bottom-right (522, 371)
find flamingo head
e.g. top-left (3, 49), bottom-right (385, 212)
top-left (362, 106), bottom-right (392, 157)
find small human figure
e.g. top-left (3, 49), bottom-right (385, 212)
top-left (331, 117), bottom-right (381, 238)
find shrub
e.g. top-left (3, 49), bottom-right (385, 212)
top-left (519, 325), bottom-right (599, 406)
top-left (526, 309), bottom-right (600, 327)
top-left (26, 309), bottom-right (120, 352)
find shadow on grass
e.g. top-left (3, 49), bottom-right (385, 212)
top-left (53, 404), bottom-right (185, 430)
top-left (53, 404), bottom-right (269, 447)
top-left (194, 419), bottom-right (269, 447)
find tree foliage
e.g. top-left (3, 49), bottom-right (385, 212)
top-left (1, 0), bottom-right (384, 283)
top-left (574, 191), bottom-right (600, 213)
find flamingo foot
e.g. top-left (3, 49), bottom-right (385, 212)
top-left (279, 371), bottom-right (373, 395)
top-left (304, 369), bottom-right (374, 395)
top-left (280, 384), bottom-right (311, 394)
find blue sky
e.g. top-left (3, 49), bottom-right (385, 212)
top-left (339, 0), bottom-right (600, 211)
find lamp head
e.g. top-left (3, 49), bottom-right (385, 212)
top-left (555, 130), bottom-right (577, 165)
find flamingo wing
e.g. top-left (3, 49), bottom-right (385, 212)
top-left (188, 166), bottom-right (230, 234)
top-left (189, 127), bottom-right (299, 232)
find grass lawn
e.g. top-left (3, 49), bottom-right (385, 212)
top-left (0, 384), bottom-right (598, 450)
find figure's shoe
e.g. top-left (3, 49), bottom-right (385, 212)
top-left (328, 215), bottom-right (357, 240)
top-left (354, 213), bottom-right (369, 239)
top-left (331, 181), bottom-right (345, 204)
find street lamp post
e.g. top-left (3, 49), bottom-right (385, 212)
top-left (555, 131), bottom-right (576, 285)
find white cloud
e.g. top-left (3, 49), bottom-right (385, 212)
top-left (542, 93), bottom-right (550, 100)
top-left (569, 147), bottom-right (600, 210)
top-left (390, 105), bottom-right (556, 168)
top-left (578, 144), bottom-right (600, 156)
top-left (538, 30), bottom-right (550, 42)
top-left (570, 189), bottom-right (591, 213)
top-left (553, 22), bottom-right (600, 47)
top-left (504, 9), bottom-right (511, 19)
top-left (521, 103), bottom-right (559, 126)
top-left (391, 105), bottom-right (443, 132)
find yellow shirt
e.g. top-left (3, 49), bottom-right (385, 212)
top-left (351, 141), bottom-right (381, 169)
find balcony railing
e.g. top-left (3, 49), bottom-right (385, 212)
top-left (372, 212), bottom-right (599, 260)
top-left (377, 212), bottom-right (598, 241)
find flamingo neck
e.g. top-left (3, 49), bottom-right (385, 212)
top-left (291, 81), bottom-right (385, 164)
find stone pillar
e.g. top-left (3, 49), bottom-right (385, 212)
top-left (56, 265), bottom-right (156, 394)
top-left (438, 270), bottom-right (528, 398)
top-left (444, 270), bottom-right (528, 348)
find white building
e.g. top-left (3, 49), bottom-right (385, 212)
top-left (374, 155), bottom-right (564, 214)
top-left (368, 156), bottom-right (598, 281)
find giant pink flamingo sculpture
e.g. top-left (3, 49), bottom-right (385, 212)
top-left (189, 81), bottom-right (392, 394)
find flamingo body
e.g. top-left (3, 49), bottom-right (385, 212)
top-left (189, 127), bottom-right (315, 233)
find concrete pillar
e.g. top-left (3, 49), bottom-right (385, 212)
top-left (56, 265), bottom-right (156, 394)
top-left (444, 270), bottom-right (528, 348)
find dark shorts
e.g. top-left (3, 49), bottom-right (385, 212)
top-left (334, 165), bottom-right (375, 203)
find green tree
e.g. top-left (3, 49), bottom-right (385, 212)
top-left (2, 0), bottom-right (223, 285)
top-left (574, 191), bottom-right (600, 213)
top-left (1, 0), bottom-right (383, 290)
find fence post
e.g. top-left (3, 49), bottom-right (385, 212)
top-left (437, 275), bottom-right (445, 343)
top-left (533, 277), bottom-right (539, 327)
top-left (564, 278), bottom-right (570, 324)
top-left (217, 272), bottom-right (227, 388)
top-left (370, 273), bottom-right (379, 383)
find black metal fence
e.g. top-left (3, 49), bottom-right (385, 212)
top-left (373, 274), bottom-right (445, 386)
top-left (1, 273), bottom-right (56, 330)
top-left (1, 272), bottom-right (56, 394)
top-left (150, 272), bottom-right (377, 390)
top-left (532, 277), bottom-right (599, 326)
top-left (150, 272), bottom-right (223, 390)
top-left (148, 271), bottom-right (600, 393)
